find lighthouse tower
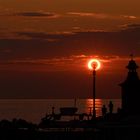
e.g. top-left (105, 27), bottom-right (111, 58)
top-left (120, 56), bottom-right (140, 115)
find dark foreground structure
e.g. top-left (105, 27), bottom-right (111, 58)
top-left (1, 119), bottom-right (140, 140)
top-left (120, 57), bottom-right (140, 115)
top-left (1, 57), bottom-right (140, 140)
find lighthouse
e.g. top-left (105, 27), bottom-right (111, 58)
top-left (120, 56), bottom-right (140, 115)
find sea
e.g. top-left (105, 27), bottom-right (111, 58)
top-left (0, 99), bottom-right (121, 124)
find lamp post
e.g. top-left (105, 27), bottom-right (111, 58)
top-left (88, 59), bottom-right (101, 119)
top-left (93, 65), bottom-right (96, 119)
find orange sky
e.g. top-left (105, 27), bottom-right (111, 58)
top-left (0, 0), bottom-right (140, 33)
top-left (0, 0), bottom-right (140, 98)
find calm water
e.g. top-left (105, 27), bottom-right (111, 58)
top-left (0, 99), bottom-right (121, 123)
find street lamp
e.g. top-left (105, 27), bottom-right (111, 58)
top-left (88, 59), bottom-right (101, 119)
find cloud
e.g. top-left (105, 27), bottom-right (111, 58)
top-left (121, 15), bottom-right (137, 19)
top-left (13, 31), bottom-right (75, 41)
top-left (68, 12), bottom-right (138, 20)
top-left (0, 23), bottom-right (140, 64)
top-left (15, 11), bottom-right (58, 18)
top-left (120, 23), bottom-right (140, 30)
top-left (16, 32), bottom-right (60, 41)
top-left (1, 54), bottom-right (139, 73)
top-left (16, 32), bottom-right (69, 39)
top-left (68, 12), bottom-right (110, 19)
top-left (0, 55), bottom-right (119, 72)
top-left (0, 10), bottom-right (59, 18)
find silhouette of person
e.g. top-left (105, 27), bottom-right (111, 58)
top-left (117, 107), bottom-right (121, 114)
top-left (52, 107), bottom-right (55, 115)
top-left (108, 101), bottom-right (113, 114)
top-left (102, 105), bottom-right (107, 116)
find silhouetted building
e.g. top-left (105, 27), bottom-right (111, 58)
top-left (120, 57), bottom-right (140, 115)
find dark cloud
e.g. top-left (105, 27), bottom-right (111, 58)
top-left (16, 32), bottom-right (71, 40)
top-left (15, 11), bottom-right (58, 18)
top-left (124, 24), bottom-right (140, 28)
top-left (0, 24), bottom-right (140, 62)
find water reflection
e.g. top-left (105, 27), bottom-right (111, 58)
top-left (84, 99), bottom-right (121, 117)
top-left (86, 99), bottom-right (102, 117)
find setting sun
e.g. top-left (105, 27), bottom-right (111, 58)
top-left (88, 59), bottom-right (101, 70)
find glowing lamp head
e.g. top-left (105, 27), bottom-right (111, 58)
top-left (88, 59), bottom-right (101, 71)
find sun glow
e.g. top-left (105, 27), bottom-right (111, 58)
top-left (88, 59), bottom-right (101, 70)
